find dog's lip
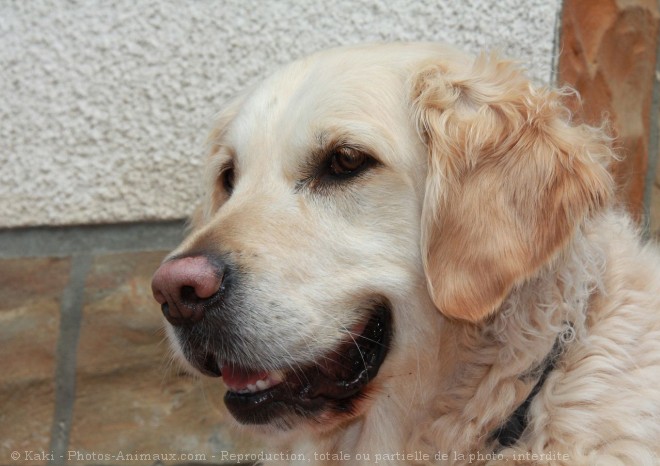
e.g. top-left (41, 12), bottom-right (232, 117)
top-left (221, 305), bottom-right (391, 425)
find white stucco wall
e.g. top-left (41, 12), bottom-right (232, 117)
top-left (1, 0), bottom-right (561, 228)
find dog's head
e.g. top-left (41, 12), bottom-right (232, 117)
top-left (152, 44), bottom-right (611, 432)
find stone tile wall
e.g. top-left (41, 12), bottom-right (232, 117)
top-left (558, 0), bottom-right (660, 229)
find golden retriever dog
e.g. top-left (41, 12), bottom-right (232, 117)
top-left (151, 43), bottom-right (660, 465)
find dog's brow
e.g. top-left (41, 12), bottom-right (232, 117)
top-left (311, 130), bottom-right (363, 162)
top-left (296, 131), bottom-right (333, 174)
top-left (292, 131), bottom-right (341, 191)
top-left (209, 147), bottom-right (235, 175)
top-left (314, 130), bottom-right (336, 153)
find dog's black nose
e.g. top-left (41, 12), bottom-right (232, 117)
top-left (151, 255), bottom-right (224, 325)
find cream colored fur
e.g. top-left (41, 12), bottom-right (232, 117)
top-left (168, 43), bottom-right (660, 465)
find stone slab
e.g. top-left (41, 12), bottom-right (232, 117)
top-left (0, 257), bottom-right (70, 464)
top-left (559, 0), bottom-right (660, 220)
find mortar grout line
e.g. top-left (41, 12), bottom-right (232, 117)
top-left (0, 220), bottom-right (186, 259)
top-left (48, 254), bottom-right (92, 466)
top-left (550, 0), bottom-right (564, 87)
top-left (643, 12), bottom-right (660, 239)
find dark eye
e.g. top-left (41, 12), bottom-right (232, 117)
top-left (221, 165), bottom-right (235, 195)
top-left (296, 144), bottom-right (378, 193)
top-left (328, 147), bottom-right (371, 178)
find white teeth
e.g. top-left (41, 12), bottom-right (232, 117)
top-left (255, 379), bottom-right (269, 391)
top-left (230, 371), bottom-right (284, 394)
top-left (270, 370), bottom-right (284, 384)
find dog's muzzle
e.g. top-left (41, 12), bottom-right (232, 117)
top-left (151, 253), bottom-right (392, 427)
top-left (222, 305), bottom-right (391, 426)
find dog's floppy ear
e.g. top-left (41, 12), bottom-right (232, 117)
top-left (411, 55), bottom-right (613, 322)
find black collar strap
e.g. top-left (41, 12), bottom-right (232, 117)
top-left (489, 323), bottom-right (573, 448)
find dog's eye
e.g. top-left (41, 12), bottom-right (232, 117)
top-left (221, 165), bottom-right (235, 195)
top-left (297, 145), bottom-right (378, 193)
top-left (328, 147), bottom-right (371, 178)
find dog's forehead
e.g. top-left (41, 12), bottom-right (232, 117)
top-left (222, 45), bottom-right (443, 175)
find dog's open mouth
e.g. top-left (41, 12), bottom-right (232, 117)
top-left (218, 305), bottom-right (391, 426)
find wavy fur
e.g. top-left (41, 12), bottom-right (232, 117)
top-left (162, 43), bottom-right (660, 465)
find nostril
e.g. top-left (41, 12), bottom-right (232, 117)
top-left (180, 285), bottom-right (198, 303)
top-left (151, 254), bottom-right (226, 326)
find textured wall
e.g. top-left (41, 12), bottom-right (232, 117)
top-left (1, 0), bottom-right (560, 227)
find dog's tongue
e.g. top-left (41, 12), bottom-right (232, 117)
top-left (221, 364), bottom-right (269, 391)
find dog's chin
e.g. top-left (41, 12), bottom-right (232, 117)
top-left (182, 304), bottom-right (392, 430)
